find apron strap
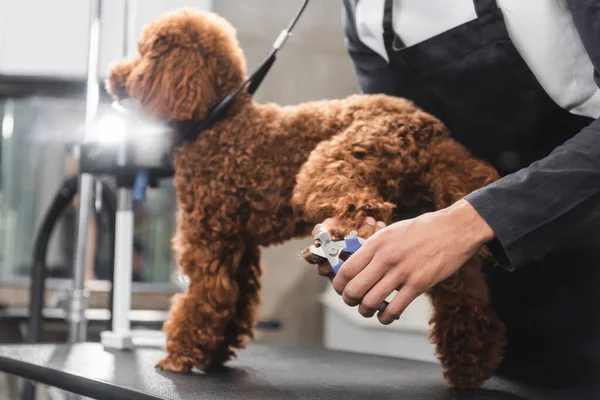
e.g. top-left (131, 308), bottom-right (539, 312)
top-left (473, 0), bottom-right (499, 17)
top-left (382, 0), bottom-right (405, 59)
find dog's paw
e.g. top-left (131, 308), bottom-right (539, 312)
top-left (301, 222), bottom-right (366, 279)
top-left (156, 355), bottom-right (194, 373)
top-left (443, 367), bottom-right (491, 389)
top-left (300, 238), bottom-right (336, 279)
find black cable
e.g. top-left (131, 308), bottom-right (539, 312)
top-left (26, 175), bottom-right (79, 343)
top-left (26, 176), bottom-right (117, 343)
top-left (285, 0), bottom-right (309, 32)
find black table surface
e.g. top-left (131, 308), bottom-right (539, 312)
top-left (0, 342), bottom-right (590, 400)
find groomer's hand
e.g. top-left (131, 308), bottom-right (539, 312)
top-left (321, 200), bottom-right (495, 325)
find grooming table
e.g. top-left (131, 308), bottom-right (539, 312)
top-left (0, 342), bottom-right (590, 399)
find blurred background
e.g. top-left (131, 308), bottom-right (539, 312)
top-left (0, 1), bottom-right (434, 398)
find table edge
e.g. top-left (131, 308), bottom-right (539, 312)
top-left (0, 352), bottom-right (161, 400)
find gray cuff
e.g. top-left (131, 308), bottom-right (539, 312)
top-left (464, 189), bottom-right (528, 271)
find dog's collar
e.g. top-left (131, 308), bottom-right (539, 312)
top-left (170, 115), bottom-right (220, 148)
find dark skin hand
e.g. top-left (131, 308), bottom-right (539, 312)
top-left (313, 199), bottom-right (495, 325)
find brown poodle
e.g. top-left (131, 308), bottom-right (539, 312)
top-left (106, 8), bottom-right (506, 388)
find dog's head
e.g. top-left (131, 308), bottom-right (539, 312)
top-left (106, 8), bottom-right (247, 122)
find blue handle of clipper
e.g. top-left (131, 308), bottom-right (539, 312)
top-left (344, 236), bottom-right (363, 253)
top-left (331, 237), bottom-right (363, 275)
top-left (331, 236), bottom-right (364, 275)
top-left (379, 300), bottom-right (390, 312)
top-left (332, 260), bottom-right (344, 275)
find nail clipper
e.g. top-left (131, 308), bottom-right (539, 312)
top-left (309, 230), bottom-right (391, 313)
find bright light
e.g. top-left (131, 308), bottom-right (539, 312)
top-left (2, 114), bottom-right (14, 139)
top-left (88, 115), bottom-right (127, 144)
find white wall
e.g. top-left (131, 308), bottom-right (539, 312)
top-left (0, 0), bottom-right (212, 79)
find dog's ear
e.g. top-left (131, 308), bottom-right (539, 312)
top-left (106, 59), bottom-right (137, 101)
top-left (126, 45), bottom-right (217, 122)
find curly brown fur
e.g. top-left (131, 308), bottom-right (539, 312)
top-left (292, 101), bottom-right (507, 388)
top-left (107, 8), bottom-right (506, 387)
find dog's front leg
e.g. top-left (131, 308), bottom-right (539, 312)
top-left (210, 244), bottom-right (262, 366)
top-left (298, 189), bottom-right (394, 275)
top-left (157, 219), bottom-right (246, 373)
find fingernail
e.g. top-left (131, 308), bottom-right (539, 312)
top-left (365, 217), bottom-right (376, 226)
top-left (376, 221), bottom-right (386, 228)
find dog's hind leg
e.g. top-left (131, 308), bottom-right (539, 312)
top-left (424, 138), bottom-right (506, 388)
top-left (428, 256), bottom-right (506, 388)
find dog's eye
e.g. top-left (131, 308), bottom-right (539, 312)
top-left (137, 74), bottom-right (144, 81)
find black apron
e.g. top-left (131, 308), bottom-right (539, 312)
top-left (381, 0), bottom-right (600, 388)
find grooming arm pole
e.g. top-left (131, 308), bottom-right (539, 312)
top-left (100, 185), bottom-right (134, 349)
top-left (99, 0), bottom-right (136, 350)
top-left (68, 0), bottom-right (102, 343)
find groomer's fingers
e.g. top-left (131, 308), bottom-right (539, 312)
top-left (315, 262), bottom-right (330, 275)
top-left (332, 241), bottom-right (375, 295)
top-left (316, 262), bottom-right (335, 278)
top-left (377, 284), bottom-right (422, 325)
top-left (312, 217), bottom-right (339, 236)
top-left (357, 269), bottom-right (404, 318)
top-left (357, 217), bottom-right (377, 238)
top-left (357, 218), bottom-right (388, 238)
top-left (341, 258), bottom-right (388, 307)
top-left (313, 217), bottom-right (385, 239)
top-left (311, 224), bottom-right (322, 237)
